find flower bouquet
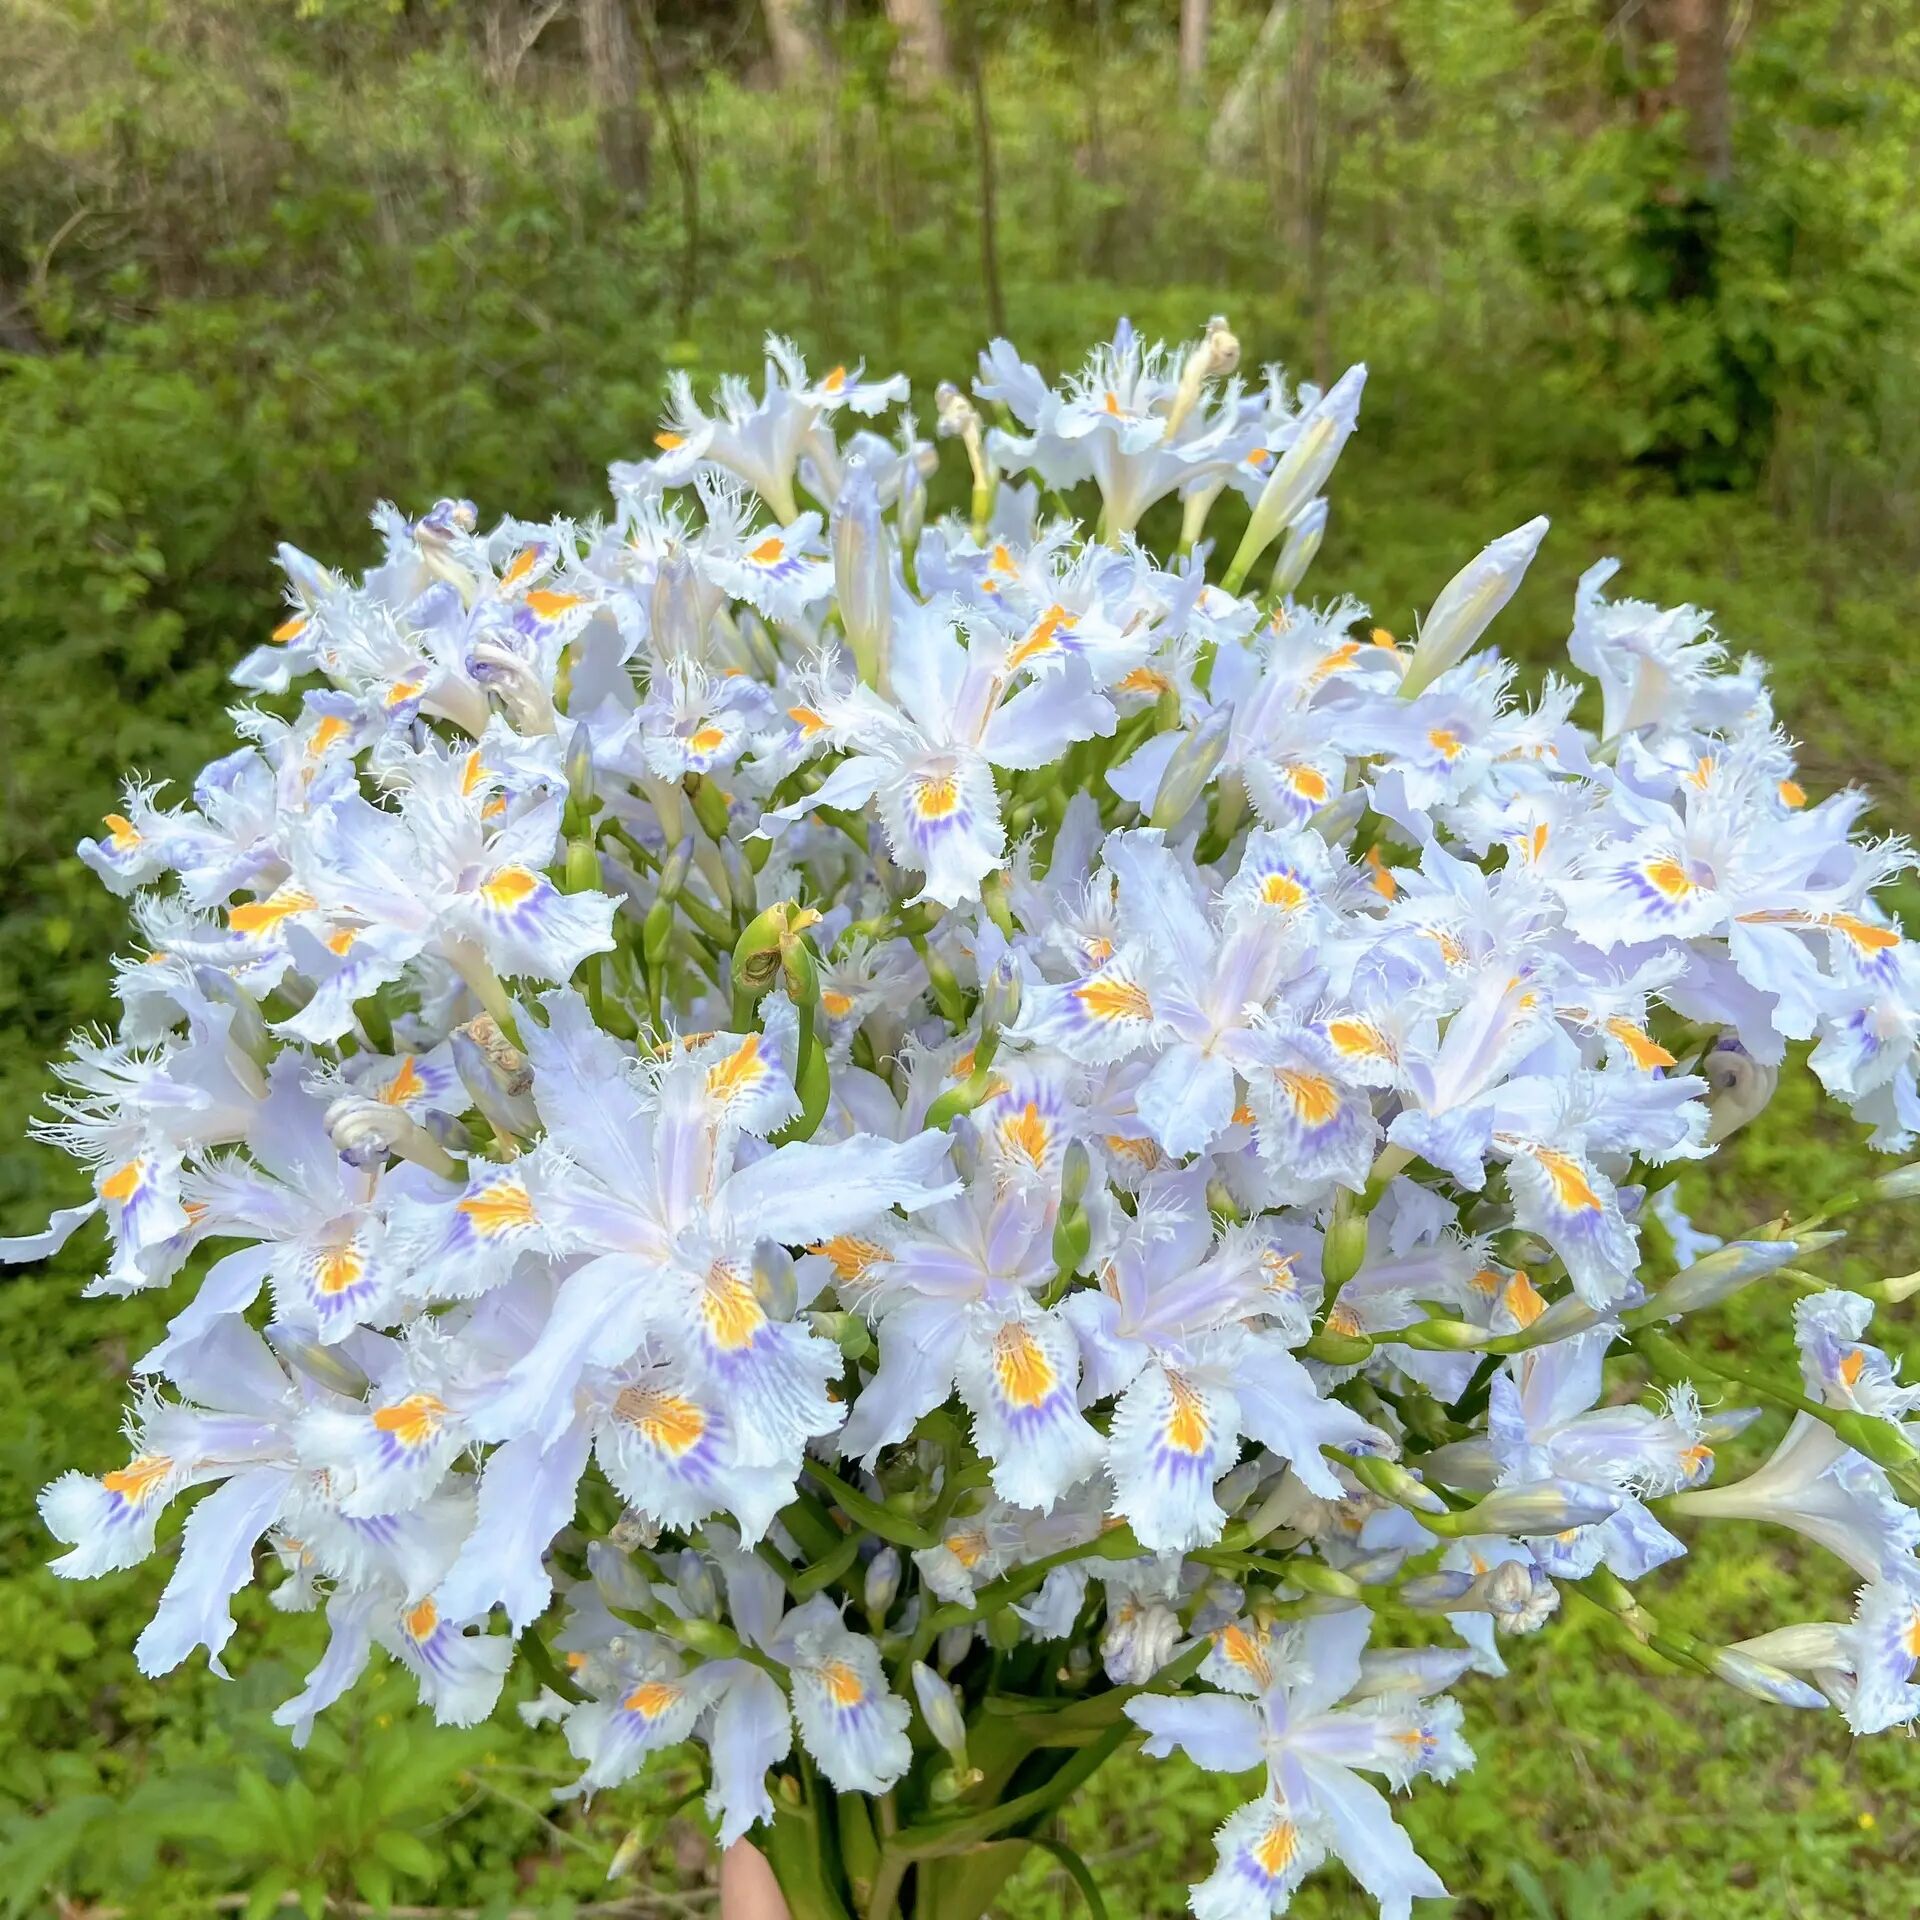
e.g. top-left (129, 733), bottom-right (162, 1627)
top-left (12, 317), bottom-right (1920, 1920)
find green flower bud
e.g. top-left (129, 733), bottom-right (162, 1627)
top-left (1393, 1318), bottom-right (1487, 1353)
top-left (686, 772), bottom-right (731, 843)
top-left (1150, 714), bottom-right (1229, 830)
top-left (1282, 1560), bottom-right (1364, 1601)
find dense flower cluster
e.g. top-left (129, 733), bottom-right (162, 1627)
top-left (12, 319), bottom-right (1920, 1920)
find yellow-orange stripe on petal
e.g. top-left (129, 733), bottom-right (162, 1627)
top-left (1163, 1374), bottom-right (1211, 1455)
top-left (1274, 1067), bottom-right (1339, 1127)
top-left (379, 1056), bottom-right (425, 1105)
top-left (98, 1158), bottom-right (146, 1203)
top-left (1072, 975), bottom-right (1152, 1023)
top-left (499, 546), bottom-right (541, 589)
top-left (1530, 1146), bottom-right (1602, 1213)
top-left (624, 1679), bottom-right (683, 1718)
top-left (706, 1033), bottom-right (765, 1103)
top-left (613, 1385), bottom-right (707, 1457)
top-left (372, 1393), bottom-right (448, 1449)
top-left (457, 1178), bottom-right (537, 1238)
top-left (700, 1265), bottom-right (765, 1351)
top-left (992, 1321), bottom-right (1057, 1410)
top-left (1604, 1017), bottom-right (1676, 1071)
top-left (228, 886), bottom-right (317, 934)
top-left (102, 1454), bottom-right (173, 1506)
top-left (480, 865), bottom-right (542, 910)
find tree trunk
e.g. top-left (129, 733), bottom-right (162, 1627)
top-left (482, 0), bottom-right (569, 92)
top-left (1289, 0), bottom-right (1335, 382)
top-left (1653, 0), bottom-right (1732, 184)
top-left (763, 0), bottom-right (822, 87)
top-left (582, 0), bottom-right (650, 200)
top-left (1180, 0), bottom-right (1210, 102)
top-left (1209, 0), bottom-right (1290, 167)
top-left (959, 3), bottom-right (1006, 338)
top-left (885, 0), bottom-right (950, 91)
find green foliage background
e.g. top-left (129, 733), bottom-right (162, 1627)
top-left (3, 1), bottom-right (1920, 1913)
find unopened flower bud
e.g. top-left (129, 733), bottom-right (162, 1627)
top-left (686, 772), bottom-right (730, 844)
top-left (1350, 1647), bottom-right (1476, 1702)
top-left (1728, 1622), bottom-right (1848, 1672)
top-left (986, 1605), bottom-right (1025, 1651)
top-left (736, 607), bottom-right (781, 680)
top-left (641, 897), bottom-right (673, 972)
top-left (1150, 714), bottom-right (1230, 829)
top-left (979, 961), bottom-right (1022, 1042)
top-left (937, 1624), bottom-right (974, 1669)
top-left (1873, 1160), bottom-right (1920, 1202)
top-left (650, 550), bottom-right (707, 660)
top-left (1644, 1237), bottom-right (1814, 1316)
top-left (1454, 1480), bottom-right (1620, 1537)
top-left (606, 1830), bottom-right (644, 1882)
top-left (1399, 1571), bottom-right (1477, 1611)
top-left (1709, 1647), bottom-right (1828, 1710)
top-left (897, 456), bottom-right (928, 559)
top-left (1320, 1197), bottom-right (1369, 1292)
top-left (276, 540), bottom-right (335, 604)
top-left (1698, 1404), bottom-right (1764, 1444)
top-left (674, 1615), bottom-right (737, 1658)
top-left (266, 1323), bottom-right (370, 1399)
top-left (911, 1661), bottom-right (969, 1758)
top-left (565, 724), bottom-right (595, 814)
top-left (1269, 497), bottom-right (1328, 598)
top-left (1344, 1453), bottom-right (1448, 1515)
top-left (831, 465), bottom-right (894, 690)
top-left (676, 1553), bottom-right (719, 1622)
top-left (865, 1548), bottom-right (902, 1619)
top-left (1283, 1559), bottom-right (1364, 1601)
top-left (588, 1540), bottom-right (655, 1612)
top-left (1308, 787), bottom-right (1368, 843)
top-left (1213, 1459), bottom-right (1268, 1516)
top-left (1059, 1138), bottom-right (1092, 1210)
top-left (1865, 1269), bottom-right (1920, 1305)
top-left (1394, 1317), bottom-right (1487, 1352)
top-left (1400, 515), bottom-right (1549, 699)
top-left (1224, 365), bottom-right (1366, 592)
top-left (1343, 1549), bottom-right (1409, 1586)
top-left (656, 835), bottom-right (693, 902)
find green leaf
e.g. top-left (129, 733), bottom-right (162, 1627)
top-left (370, 1827), bottom-right (440, 1881)
top-left (1027, 1836), bottom-right (1108, 1920)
